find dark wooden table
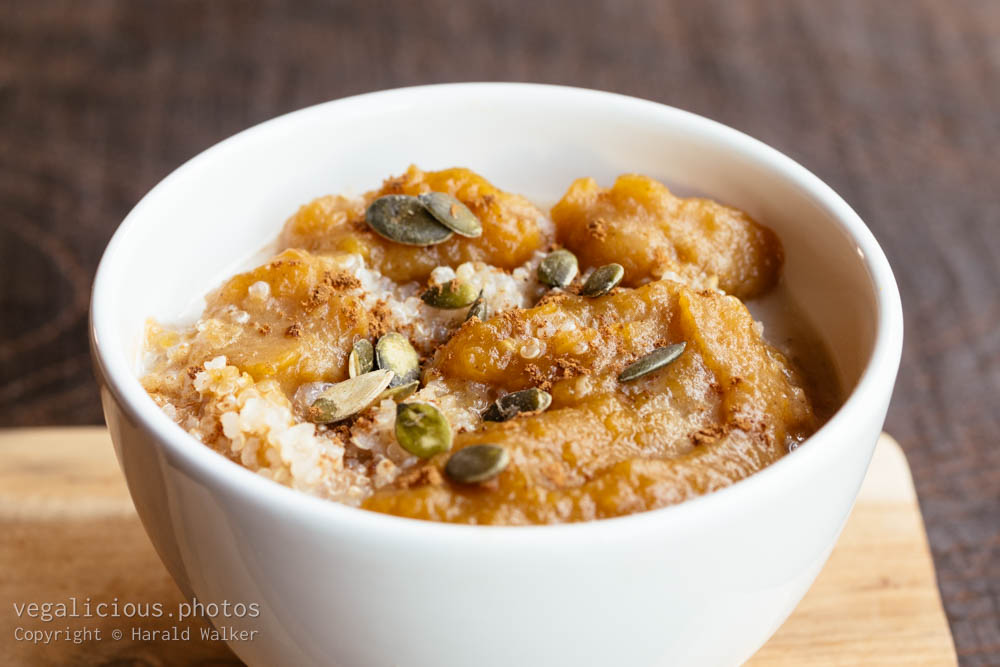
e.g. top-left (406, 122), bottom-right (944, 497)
top-left (2, 1), bottom-right (996, 663)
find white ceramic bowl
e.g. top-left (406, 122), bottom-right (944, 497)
top-left (91, 83), bottom-right (902, 666)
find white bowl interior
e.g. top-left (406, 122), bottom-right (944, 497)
top-left (100, 84), bottom-right (877, 420)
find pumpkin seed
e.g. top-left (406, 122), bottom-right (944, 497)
top-left (307, 369), bottom-right (395, 424)
top-left (618, 342), bottom-right (687, 382)
top-left (378, 379), bottom-right (419, 402)
top-left (445, 444), bottom-right (509, 484)
top-left (375, 332), bottom-right (421, 387)
top-left (538, 249), bottom-right (579, 288)
top-left (482, 387), bottom-right (552, 422)
top-left (580, 263), bottom-right (625, 297)
top-left (366, 194), bottom-right (454, 246)
top-left (465, 292), bottom-right (489, 321)
top-left (348, 339), bottom-right (374, 378)
top-left (421, 279), bottom-right (479, 309)
top-left (294, 381), bottom-right (334, 412)
top-left (419, 192), bottom-right (483, 238)
top-left (395, 402), bottom-right (452, 459)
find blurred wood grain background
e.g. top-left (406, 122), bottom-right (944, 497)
top-left (0, 1), bottom-right (996, 663)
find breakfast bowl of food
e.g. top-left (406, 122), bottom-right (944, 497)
top-left (90, 83), bottom-right (902, 666)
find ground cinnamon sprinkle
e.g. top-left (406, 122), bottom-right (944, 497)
top-left (691, 424), bottom-right (726, 446)
top-left (587, 217), bottom-right (608, 241)
top-left (326, 422), bottom-right (353, 444)
top-left (395, 464), bottom-right (444, 489)
top-left (285, 323), bottom-right (302, 338)
top-left (535, 292), bottom-right (570, 308)
top-left (451, 316), bottom-right (480, 338)
top-left (304, 286), bottom-right (326, 311)
top-left (497, 308), bottom-right (529, 336)
top-left (524, 363), bottom-right (553, 391)
top-left (554, 357), bottom-right (587, 379)
top-left (369, 300), bottom-right (392, 338)
top-left (350, 412), bottom-right (375, 433)
top-left (327, 271), bottom-right (361, 290)
top-left (304, 270), bottom-right (362, 310)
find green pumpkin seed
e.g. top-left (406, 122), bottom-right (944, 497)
top-left (465, 292), bottom-right (489, 321)
top-left (538, 249), bottom-right (579, 288)
top-left (375, 332), bottom-right (421, 387)
top-left (366, 195), bottom-right (454, 246)
top-left (580, 263), bottom-right (625, 297)
top-left (482, 387), bottom-right (552, 422)
top-left (395, 402), bottom-right (452, 459)
top-left (421, 279), bottom-right (479, 309)
top-left (618, 342), bottom-right (687, 382)
top-left (445, 444), bottom-right (509, 484)
top-left (419, 192), bottom-right (483, 238)
top-left (348, 339), bottom-right (374, 378)
top-left (307, 369), bottom-right (394, 424)
top-left (378, 379), bottom-right (419, 402)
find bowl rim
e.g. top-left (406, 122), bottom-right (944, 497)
top-left (90, 82), bottom-right (903, 541)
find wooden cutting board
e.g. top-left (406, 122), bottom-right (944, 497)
top-left (0, 428), bottom-right (957, 666)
